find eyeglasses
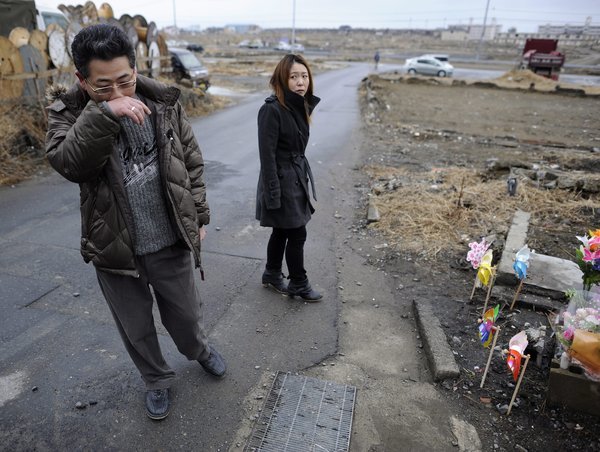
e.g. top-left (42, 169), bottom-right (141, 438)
top-left (85, 74), bottom-right (137, 95)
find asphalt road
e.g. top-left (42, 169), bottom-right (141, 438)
top-left (0, 63), bottom-right (372, 450)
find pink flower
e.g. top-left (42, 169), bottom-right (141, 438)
top-left (563, 327), bottom-right (575, 342)
top-left (581, 246), bottom-right (600, 262)
top-left (466, 239), bottom-right (490, 269)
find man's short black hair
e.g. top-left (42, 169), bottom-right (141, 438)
top-left (71, 24), bottom-right (136, 78)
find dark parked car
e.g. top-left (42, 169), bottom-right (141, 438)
top-left (186, 43), bottom-right (204, 53)
top-left (169, 48), bottom-right (210, 89)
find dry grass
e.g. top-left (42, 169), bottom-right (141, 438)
top-left (205, 57), bottom-right (345, 78)
top-left (206, 59), bottom-right (277, 77)
top-left (0, 103), bottom-right (47, 185)
top-left (366, 165), bottom-right (598, 258)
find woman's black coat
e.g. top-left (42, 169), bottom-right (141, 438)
top-left (255, 90), bottom-right (320, 229)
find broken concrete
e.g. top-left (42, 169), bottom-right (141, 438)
top-left (508, 167), bottom-right (600, 194)
top-left (491, 285), bottom-right (563, 311)
top-left (497, 210), bottom-right (584, 296)
top-left (527, 253), bottom-right (584, 293)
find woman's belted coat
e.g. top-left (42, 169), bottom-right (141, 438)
top-left (255, 90), bottom-right (320, 229)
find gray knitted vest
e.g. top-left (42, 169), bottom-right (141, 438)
top-left (117, 111), bottom-right (178, 255)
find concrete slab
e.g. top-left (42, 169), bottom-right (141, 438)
top-left (497, 210), bottom-right (530, 286)
top-left (491, 286), bottom-right (563, 312)
top-left (413, 300), bottom-right (460, 381)
top-left (497, 209), bottom-right (584, 295)
top-left (527, 253), bottom-right (584, 293)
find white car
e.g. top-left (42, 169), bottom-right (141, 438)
top-left (274, 41), bottom-right (291, 51)
top-left (405, 56), bottom-right (454, 77)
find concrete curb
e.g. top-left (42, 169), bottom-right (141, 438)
top-left (497, 209), bottom-right (530, 286)
top-left (412, 299), bottom-right (460, 381)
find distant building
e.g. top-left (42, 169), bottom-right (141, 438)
top-left (442, 19), bottom-right (501, 41)
top-left (224, 24), bottom-right (261, 34)
top-left (441, 28), bottom-right (469, 41)
top-left (468, 24), bottom-right (501, 40)
top-left (538, 17), bottom-right (600, 36)
top-left (163, 25), bottom-right (179, 35)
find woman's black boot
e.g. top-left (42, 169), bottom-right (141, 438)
top-left (287, 278), bottom-right (323, 302)
top-left (262, 268), bottom-right (288, 294)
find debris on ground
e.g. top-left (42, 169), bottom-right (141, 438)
top-left (354, 71), bottom-right (600, 451)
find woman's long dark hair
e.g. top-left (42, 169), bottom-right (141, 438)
top-left (270, 53), bottom-right (314, 115)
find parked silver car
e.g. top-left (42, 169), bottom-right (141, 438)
top-left (405, 56), bottom-right (454, 77)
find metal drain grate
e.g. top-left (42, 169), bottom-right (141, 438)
top-left (245, 371), bottom-right (357, 452)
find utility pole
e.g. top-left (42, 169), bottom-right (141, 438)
top-left (476, 0), bottom-right (491, 60)
top-left (291, 0), bottom-right (296, 46)
top-left (173, 0), bottom-right (177, 28)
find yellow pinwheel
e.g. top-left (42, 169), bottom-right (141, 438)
top-left (477, 249), bottom-right (494, 286)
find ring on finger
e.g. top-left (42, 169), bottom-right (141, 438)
top-left (131, 106), bottom-right (136, 111)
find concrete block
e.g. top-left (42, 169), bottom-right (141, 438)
top-left (367, 198), bottom-right (380, 223)
top-left (497, 210), bottom-right (530, 286)
top-left (547, 360), bottom-right (600, 416)
top-left (412, 299), bottom-right (460, 381)
top-left (526, 253), bottom-right (583, 293)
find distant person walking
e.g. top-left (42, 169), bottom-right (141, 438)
top-left (374, 50), bottom-right (380, 70)
top-left (45, 24), bottom-right (226, 421)
top-left (256, 54), bottom-right (323, 302)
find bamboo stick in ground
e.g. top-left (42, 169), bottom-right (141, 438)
top-left (510, 279), bottom-right (525, 311)
top-left (507, 354), bottom-right (530, 416)
top-left (482, 268), bottom-right (497, 316)
top-left (480, 326), bottom-right (500, 389)
top-left (469, 274), bottom-right (478, 301)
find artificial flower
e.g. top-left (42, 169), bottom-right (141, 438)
top-left (574, 229), bottom-right (600, 291)
top-left (467, 239), bottom-right (490, 269)
top-left (563, 326), bottom-right (575, 342)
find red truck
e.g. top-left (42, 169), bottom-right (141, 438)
top-left (521, 38), bottom-right (565, 80)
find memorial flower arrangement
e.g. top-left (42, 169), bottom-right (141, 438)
top-left (553, 229), bottom-right (600, 378)
top-left (575, 228), bottom-right (600, 292)
top-left (557, 226), bottom-right (600, 348)
top-left (557, 293), bottom-right (600, 349)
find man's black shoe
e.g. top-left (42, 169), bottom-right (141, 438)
top-left (145, 388), bottom-right (170, 420)
top-left (198, 347), bottom-right (227, 377)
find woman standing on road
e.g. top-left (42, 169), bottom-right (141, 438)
top-left (256, 54), bottom-right (322, 302)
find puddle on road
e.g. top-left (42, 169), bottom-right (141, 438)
top-left (207, 85), bottom-right (247, 97)
top-left (203, 160), bottom-right (239, 187)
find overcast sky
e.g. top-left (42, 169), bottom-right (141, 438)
top-left (40, 0), bottom-right (599, 32)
